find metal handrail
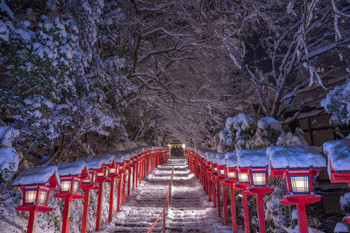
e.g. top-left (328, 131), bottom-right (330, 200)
top-left (147, 165), bottom-right (175, 233)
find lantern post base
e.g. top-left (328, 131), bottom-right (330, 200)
top-left (16, 205), bottom-right (52, 233)
top-left (280, 195), bottom-right (322, 233)
top-left (229, 184), bottom-right (238, 233)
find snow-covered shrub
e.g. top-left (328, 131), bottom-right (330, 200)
top-left (321, 79), bottom-right (350, 125)
top-left (218, 113), bottom-right (307, 150)
top-left (0, 147), bottom-right (20, 183)
top-left (340, 192), bottom-right (350, 213)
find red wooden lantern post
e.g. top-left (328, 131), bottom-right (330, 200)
top-left (13, 166), bottom-right (60, 233)
top-left (101, 155), bottom-right (119, 223)
top-left (80, 165), bottom-right (98, 233)
top-left (86, 158), bottom-right (111, 231)
top-left (268, 145), bottom-right (326, 233)
top-left (55, 161), bottom-right (87, 233)
top-left (210, 153), bottom-right (218, 209)
top-left (323, 138), bottom-right (350, 223)
top-left (224, 152), bottom-right (238, 232)
top-left (234, 167), bottom-right (251, 233)
top-left (237, 149), bottom-right (274, 233)
top-left (123, 154), bottom-right (131, 203)
top-left (114, 155), bottom-right (124, 212)
top-left (205, 152), bottom-right (213, 201)
top-left (216, 153), bottom-right (227, 218)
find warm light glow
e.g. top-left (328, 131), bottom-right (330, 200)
top-left (97, 172), bottom-right (104, 177)
top-left (61, 181), bottom-right (71, 192)
top-left (39, 190), bottom-right (48, 204)
top-left (252, 172), bottom-right (266, 186)
top-left (220, 170), bottom-right (225, 175)
top-left (110, 168), bottom-right (116, 174)
top-left (92, 174), bottom-right (96, 183)
top-left (290, 176), bottom-right (309, 193)
top-left (168, 144), bottom-right (171, 147)
top-left (238, 173), bottom-right (249, 182)
top-left (214, 167), bottom-right (218, 172)
top-left (73, 181), bottom-right (80, 192)
top-left (25, 190), bottom-right (37, 204)
top-left (82, 179), bottom-right (91, 183)
top-left (182, 144), bottom-right (186, 148)
top-left (228, 172), bottom-right (236, 179)
top-left (105, 168), bottom-right (109, 177)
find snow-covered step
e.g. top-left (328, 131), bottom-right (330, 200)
top-left (98, 158), bottom-right (232, 233)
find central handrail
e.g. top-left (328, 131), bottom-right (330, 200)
top-left (147, 164), bottom-right (175, 233)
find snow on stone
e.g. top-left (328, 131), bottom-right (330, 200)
top-left (58, 160), bottom-right (87, 176)
top-left (237, 148), bottom-right (268, 168)
top-left (257, 117), bottom-right (282, 131)
top-left (0, 147), bottom-right (20, 181)
top-left (13, 165), bottom-right (59, 186)
top-left (100, 154), bottom-right (115, 165)
top-left (225, 152), bottom-right (237, 168)
top-left (334, 222), bottom-right (349, 233)
top-left (0, 126), bottom-right (19, 147)
top-left (323, 138), bottom-right (350, 173)
top-left (86, 158), bottom-right (103, 170)
top-left (266, 145), bottom-right (326, 170)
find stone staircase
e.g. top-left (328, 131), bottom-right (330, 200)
top-left (98, 158), bottom-right (232, 233)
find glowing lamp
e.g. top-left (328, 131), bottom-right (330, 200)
top-left (268, 145), bottom-right (326, 233)
top-left (238, 172), bottom-right (249, 183)
top-left (55, 161), bottom-right (87, 233)
top-left (87, 158), bottom-right (110, 231)
top-left (224, 151), bottom-right (238, 231)
top-left (13, 166), bottom-right (60, 233)
top-left (182, 144), bottom-right (186, 148)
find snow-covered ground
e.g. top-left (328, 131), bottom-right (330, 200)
top-left (98, 158), bottom-right (234, 232)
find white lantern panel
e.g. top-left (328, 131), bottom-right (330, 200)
top-left (252, 172), bottom-right (266, 186)
top-left (228, 172), bottom-right (236, 179)
top-left (290, 175), bottom-right (309, 193)
top-left (39, 190), bottom-right (48, 204)
top-left (110, 168), bottom-right (116, 174)
top-left (238, 173), bottom-right (249, 182)
top-left (73, 181), bottom-right (80, 192)
top-left (220, 170), bottom-right (225, 175)
top-left (25, 190), bottom-right (37, 204)
top-left (97, 172), bottom-right (104, 177)
top-left (61, 180), bottom-right (72, 192)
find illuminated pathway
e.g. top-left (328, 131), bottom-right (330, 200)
top-left (98, 158), bottom-right (232, 232)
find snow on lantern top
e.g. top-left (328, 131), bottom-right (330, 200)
top-left (215, 153), bottom-right (226, 166)
top-left (86, 158), bottom-right (103, 170)
top-left (266, 145), bottom-right (326, 170)
top-left (226, 152), bottom-right (237, 168)
top-left (58, 161), bottom-right (87, 176)
top-left (323, 138), bottom-right (350, 173)
top-left (101, 154), bottom-right (115, 165)
top-left (115, 154), bottom-right (124, 163)
top-left (237, 149), bottom-right (268, 168)
top-left (13, 165), bottom-right (60, 186)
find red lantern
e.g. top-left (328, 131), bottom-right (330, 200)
top-left (238, 149), bottom-right (273, 233)
top-left (323, 138), bottom-right (350, 224)
top-left (215, 153), bottom-right (226, 218)
top-left (114, 154), bottom-right (125, 212)
top-left (101, 155), bottom-right (119, 223)
top-left (55, 161), bottom-right (87, 233)
top-left (268, 145), bottom-right (326, 233)
top-left (86, 158), bottom-right (111, 231)
top-left (13, 166), bottom-right (60, 233)
top-left (80, 164), bottom-right (98, 233)
top-left (224, 152), bottom-right (238, 232)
